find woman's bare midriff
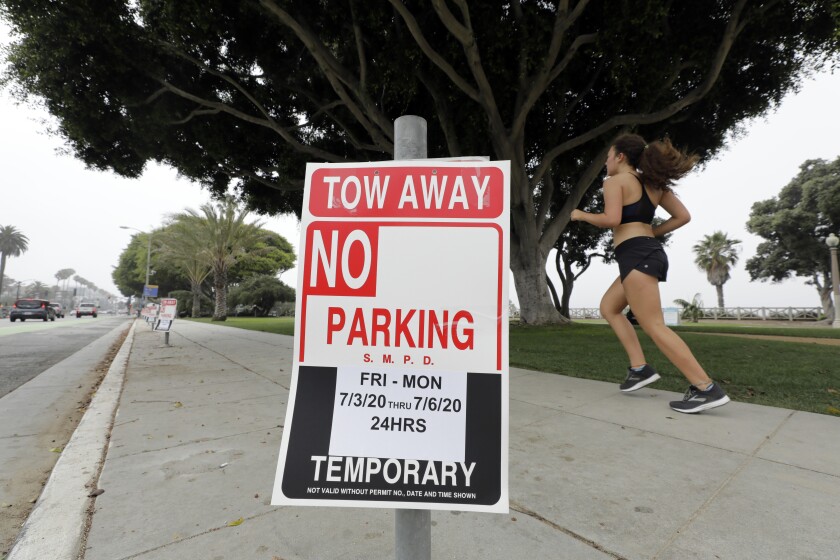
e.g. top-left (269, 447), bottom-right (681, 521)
top-left (613, 222), bottom-right (655, 247)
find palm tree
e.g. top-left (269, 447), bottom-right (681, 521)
top-left (172, 197), bottom-right (263, 321)
top-left (26, 281), bottom-right (49, 299)
top-left (55, 268), bottom-right (76, 302)
top-left (693, 231), bottom-right (741, 309)
top-left (156, 221), bottom-right (213, 318)
top-left (0, 225), bottom-right (30, 301)
top-left (674, 293), bottom-right (704, 323)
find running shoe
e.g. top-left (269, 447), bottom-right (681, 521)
top-left (619, 364), bottom-right (661, 392)
top-left (669, 383), bottom-right (730, 413)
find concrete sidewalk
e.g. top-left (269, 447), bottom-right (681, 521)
top-left (13, 319), bottom-right (840, 559)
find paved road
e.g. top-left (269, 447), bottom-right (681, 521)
top-left (0, 317), bottom-right (129, 397)
top-left (0, 319), bottom-right (132, 554)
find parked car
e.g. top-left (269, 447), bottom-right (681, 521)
top-left (10, 299), bottom-right (57, 322)
top-left (49, 302), bottom-right (65, 318)
top-left (75, 302), bottom-right (98, 318)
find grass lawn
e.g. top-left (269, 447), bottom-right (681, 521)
top-left (511, 323), bottom-right (840, 416)
top-left (186, 317), bottom-right (840, 416)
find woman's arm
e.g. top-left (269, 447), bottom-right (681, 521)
top-left (652, 190), bottom-right (691, 237)
top-left (570, 178), bottom-right (622, 228)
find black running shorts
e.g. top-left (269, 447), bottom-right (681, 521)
top-left (615, 236), bottom-right (669, 282)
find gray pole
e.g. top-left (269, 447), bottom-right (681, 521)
top-left (393, 115), bottom-right (431, 560)
top-left (144, 232), bottom-right (152, 307)
top-left (394, 115), bottom-right (427, 160)
top-left (827, 234), bottom-right (840, 328)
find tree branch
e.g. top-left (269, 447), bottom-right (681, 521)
top-left (511, 0), bottom-right (595, 136)
top-left (154, 77), bottom-right (346, 162)
top-left (554, 59), bottom-right (604, 127)
top-left (350, 1), bottom-right (368, 89)
top-left (430, 0), bottom-right (506, 137)
top-left (258, 0), bottom-right (394, 151)
top-left (533, 0), bottom-right (749, 188)
top-left (157, 40), bottom-right (284, 132)
top-left (385, 0), bottom-right (482, 103)
top-left (535, 171), bottom-right (556, 233)
top-left (219, 164), bottom-right (304, 192)
top-left (539, 141), bottom-right (612, 255)
top-left (417, 68), bottom-right (463, 155)
top-left (168, 106), bottom-right (222, 124)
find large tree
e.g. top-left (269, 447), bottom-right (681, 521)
top-left (2, 1), bottom-right (838, 323)
top-left (172, 197), bottom-right (265, 321)
top-left (746, 158), bottom-right (840, 321)
top-left (112, 230), bottom-right (187, 298)
top-left (154, 222), bottom-right (213, 318)
top-left (0, 224), bottom-right (29, 300)
top-left (54, 267), bottom-right (76, 301)
top-left (693, 231), bottom-right (741, 309)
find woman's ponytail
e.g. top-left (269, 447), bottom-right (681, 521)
top-left (613, 134), bottom-right (699, 191)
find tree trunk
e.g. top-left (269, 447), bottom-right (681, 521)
top-left (190, 279), bottom-right (202, 318)
top-left (511, 241), bottom-right (565, 324)
top-left (546, 275), bottom-right (561, 311)
top-left (818, 285), bottom-right (833, 322)
top-left (0, 254), bottom-right (6, 301)
top-left (212, 267), bottom-right (228, 321)
top-left (716, 284), bottom-right (725, 309)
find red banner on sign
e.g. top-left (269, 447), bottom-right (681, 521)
top-left (308, 166), bottom-right (504, 219)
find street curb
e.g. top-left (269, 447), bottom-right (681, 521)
top-left (7, 321), bottom-right (136, 560)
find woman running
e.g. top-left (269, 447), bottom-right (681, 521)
top-left (570, 134), bottom-right (730, 413)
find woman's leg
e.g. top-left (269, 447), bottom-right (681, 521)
top-left (600, 276), bottom-right (646, 367)
top-left (621, 270), bottom-right (712, 388)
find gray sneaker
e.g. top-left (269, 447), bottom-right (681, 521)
top-left (619, 364), bottom-right (661, 392)
top-left (669, 383), bottom-right (731, 413)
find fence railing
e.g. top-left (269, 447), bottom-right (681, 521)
top-left (568, 307), bottom-right (824, 321)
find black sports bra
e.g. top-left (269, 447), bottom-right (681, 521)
top-left (620, 175), bottom-right (656, 224)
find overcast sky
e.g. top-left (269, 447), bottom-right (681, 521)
top-left (1, 21), bottom-right (838, 310)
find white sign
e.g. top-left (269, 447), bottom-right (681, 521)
top-left (272, 160), bottom-right (510, 513)
top-left (159, 298), bottom-right (178, 320)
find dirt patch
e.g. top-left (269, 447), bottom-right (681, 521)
top-left (1, 326), bottom-right (130, 557)
top-left (688, 332), bottom-right (840, 346)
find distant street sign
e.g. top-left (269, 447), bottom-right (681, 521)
top-left (143, 285), bottom-right (159, 297)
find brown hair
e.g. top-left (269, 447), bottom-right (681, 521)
top-left (612, 134), bottom-right (698, 191)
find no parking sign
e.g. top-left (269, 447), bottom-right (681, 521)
top-left (273, 160), bottom-right (509, 512)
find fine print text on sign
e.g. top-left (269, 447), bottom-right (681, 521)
top-left (273, 161), bottom-right (510, 513)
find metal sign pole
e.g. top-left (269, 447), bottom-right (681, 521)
top-left (393, 115), bottom-right (431, 560)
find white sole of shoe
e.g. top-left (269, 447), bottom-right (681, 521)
top-left (670, 395), bottom-right (731, 414)
top-left (620, 373), bottom-right (661, 392)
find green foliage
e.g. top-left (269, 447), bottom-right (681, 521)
top-left (2, 1), bottom-right (838, 322)
top-left (0, 224), bottom-right (30, 297)
top-left (673, 293), bottom-right (703, 323)
top-left (693, 230), bottom-right (741, 308)
top-left (228, 230), bottom-right (296, 283)
top-left (111, 229), bottom-right (188, 297)
top-left (228, 274), bottom-right (294, 316)
top-left (168, 289), bottom-right (212, 317)
top-left (693, 231), bottom-right (741, 286)
top-left (746, 157), bottom-right (840, 315)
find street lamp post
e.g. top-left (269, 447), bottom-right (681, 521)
top-left (826, 233), bottom-right (840, 328)
top-left (120, 226), bottom-right (153, 307)
top-left (15, 279), bottom-right (40, 299)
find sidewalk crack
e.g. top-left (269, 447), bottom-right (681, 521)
top-left (510, 501), bottom-right (628, 559)
top-left (175, 331), bottom-right (290, 390)
top-left (652, 410), bottom-right (796, 559)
